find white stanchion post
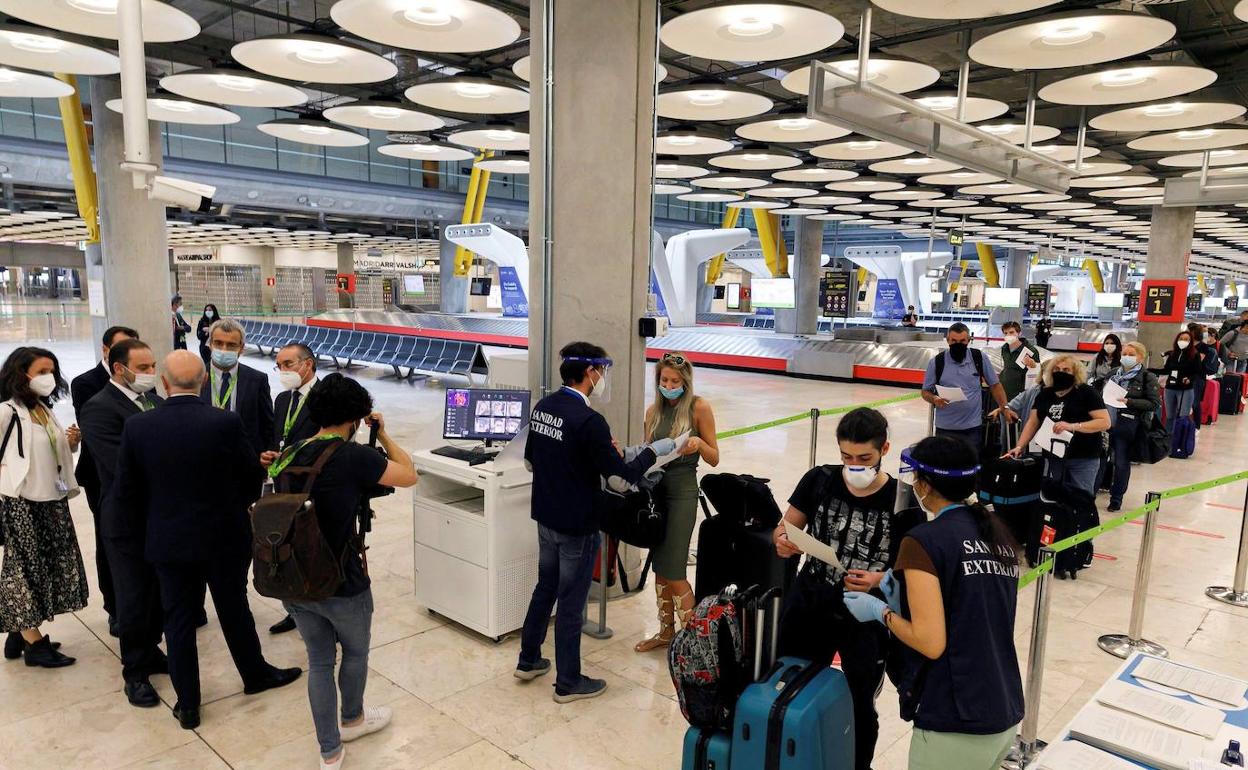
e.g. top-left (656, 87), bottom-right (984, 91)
top-left (1002, 547), bottom-right (1055, 769)
top-left (1206, 481), bottom-right (1248, 607)
top-left (1098, 492), bottom-right (1168, 659)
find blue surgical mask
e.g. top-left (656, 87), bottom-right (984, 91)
top-left (211, 349), bottom-right (239, 369)
top-left (659, 385), bottom-right (685, 400)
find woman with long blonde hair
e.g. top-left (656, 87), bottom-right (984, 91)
top-left (634, 352), bottom-right (719, 653)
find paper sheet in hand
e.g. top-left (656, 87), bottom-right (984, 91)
top-left (1068, 704), bottom-right (1205, 770)
top-left (1133, 656), bottom-right (1248, 707)
top-left (651, 432), bottom-right (691, 472)
top-left (1033, 418), bottom-right (1069, 458)
top-left (1034, 741), bottom-right (1145, 770)
top-left (784, 521), bottom-right (844, 574)
top-left (934, 385), bottom-right (966, 403)
top-left (1016, 348), bottom-right (1034, 369)
top-left (1096, 680), bottom-right (1225, 739)
top-left (1102, 380), bottom-right (1129, 409)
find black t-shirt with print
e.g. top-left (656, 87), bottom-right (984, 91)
top-left (1030, 384), bottom-right (1106, 459)
top-left (787, 465), bottom-right (919, 583)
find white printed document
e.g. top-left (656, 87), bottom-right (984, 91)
top-left (1017, 348), bottom-right (1034, 369)
top-left (784, 521), bottom-right (845, 574)
top-left (1034, 740), bottom-right (1144, 770)
top-left (651, 432), bottom-right (691, 472)
top-left (934, 385), bottom-right (966, 403)
top-left (1096, 680), bottom-right (1225, 739)
top-left (1102, 379), bottom-right (1130, 409)
top-left (1133, 656), bottom-right (1248, 707)
top-left (1068, 704), bottom-right (1206, 770)
top-left (1033, 418), bottom-right (1069, 457)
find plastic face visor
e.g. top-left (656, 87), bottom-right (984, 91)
top-left (562, 355), bottom-right (613, 370)
top-left (898, 446), bottom-right (980, 487)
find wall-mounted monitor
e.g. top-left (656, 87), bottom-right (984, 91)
top-left (1094, 291), bottom-right (1126, 308)
top-left (726, 283), bottom-right (741, 310)
top-left (469, 276), bottom-right (492, 296)
top-left (403, 274), bottom-right (425, 295)
top-left (983, 287), bottom-right (1021, 308)
top-left (751, 277), bottom-right (795, 309)
top-left (714, 285), bottom-right (726, 300)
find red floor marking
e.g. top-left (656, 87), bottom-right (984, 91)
top-left (1205, 502), bottom-right (1242, 511)
top-left (1126, 520), bottom-right (1225, 539)
top-left (1092, 553), bottom-right (1118, 561)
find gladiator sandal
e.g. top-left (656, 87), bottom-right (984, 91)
top-left (673, 589), bottom-right (696, 630)
top-left (634, 584), bottom-right (675, 653)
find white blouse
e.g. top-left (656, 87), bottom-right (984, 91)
top-left (23, 417), bottom-right (65, 502)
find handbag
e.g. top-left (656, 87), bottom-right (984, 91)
top-left (601, 488), bottom-right (668, 548)
top-left (1131, 412), bottom-right (1169, 465)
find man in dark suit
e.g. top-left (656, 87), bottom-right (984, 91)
top-left (113, 350), bottom-right (301, 729)
top-left (261, 342), bottom-right (320, 636)
top-left (71, 324), bottom-right (138, 635)
top-left (80, 338), bottom-right (166, 708)
top-left (200, 317), bottom-right (274, 458)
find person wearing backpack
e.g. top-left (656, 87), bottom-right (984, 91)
top-left (997, 321), bottom-right (1040, 401)
top-left (268, 373), bottom-right (417, 770)
top-left (922, 323), bottom-right (1016, 456)
top-left (771, 407), bottom-right (923, 770)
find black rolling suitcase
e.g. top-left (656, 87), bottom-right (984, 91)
top-left (977, 417), bottom-right (1043, 562)
top-left (1036, 479), bottom-right (1098, 579)
top-left (1220, 373), bottom-right (1245, 415)
top-left (695, 474), bottom-right (795, 602)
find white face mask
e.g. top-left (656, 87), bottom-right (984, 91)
top-left (128, 371), bottom-right (157, 394)
top-left (843, 464), bottom-right (880, 490)
top-left (1103, 343), bottom-right (1117, 354)
top-left (1177, 340), bottom-right (1190, 350)
top-left (590, 368), bottom-right (611, 403)
top-left (29, 373), bottom-right (56, 397)
top-left (1004, 334), bottom-right (1019, 346)
top-left (1120, 355), bottom-right (1139, 370)
top-left (278, 370), bottom-right (303, 391)
top-left (914, 482), bottom-right (939, 518)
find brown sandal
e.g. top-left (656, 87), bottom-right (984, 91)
top-left (635, 584), bottom-right (675, 653)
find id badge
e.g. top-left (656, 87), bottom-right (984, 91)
top-left (55, 479), bottom-right (69, 495)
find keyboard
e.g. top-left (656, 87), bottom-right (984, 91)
top-left (431, 445), bottom-right (498, 465)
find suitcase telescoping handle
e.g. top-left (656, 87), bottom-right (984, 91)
top-left (752, 587), bottom-right (783, 681)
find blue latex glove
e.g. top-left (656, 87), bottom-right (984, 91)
top-left (649, 438), bottom-right (676, 457)
top-left (880, 570), bottom-right (902, 614)
top-left (843, 592), bottom-right (887, 625)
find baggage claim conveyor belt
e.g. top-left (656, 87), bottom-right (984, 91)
top-left (307, 310), bottom-right (1042, 385)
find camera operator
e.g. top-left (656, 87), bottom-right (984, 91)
top-left (269, 373), bottom-right (416, 770)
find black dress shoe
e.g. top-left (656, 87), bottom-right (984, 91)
top-left (125, 679), bottom-right (160, 708)
top-left (23, 636), bottom-right (75, 668)
top-left (5, 632), bottom-right (61, 660)
top-left (243, 665), bottom-right (302, 695)
top-left (268, 615), bottom-right (297, 635)
top-left (108, 615), bottom-right (120, 638)
top-left (172, 704), bottom-right (200, 730)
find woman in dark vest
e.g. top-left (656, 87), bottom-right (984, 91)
top-left (844, 436), bottom-right (1023, 770)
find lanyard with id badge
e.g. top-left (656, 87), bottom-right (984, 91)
top-left (37, 411), bottom-right (69, 496)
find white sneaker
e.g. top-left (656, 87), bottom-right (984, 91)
top-left (319, 746), bottom-right (345, 770)
top-left (340, 705), bottom-right (393, 743)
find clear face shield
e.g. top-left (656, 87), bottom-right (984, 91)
top-left (563, 355), bottom-right (614, 403)
top-left (898, 446), bottom-right (981, 517)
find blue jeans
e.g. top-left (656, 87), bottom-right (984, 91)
top-left (285, 590), bottom-right (374, 759)
top-left (1046, 456), bottom-right (1100, 497)
top-left (1230, 358), bottom-right (1247, 374)
top-left (518, 525), bottom-right (600, 691)
top-left (1163, 387), bottom-right (1194, 438)
top-left (1110, 424), bottom-right (1136, 506)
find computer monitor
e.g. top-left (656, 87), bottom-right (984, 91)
top-left (469, 277), bottom-right (492, 296)
top-left (443, 388), bottom-right (531, 443)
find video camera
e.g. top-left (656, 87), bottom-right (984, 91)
top-left (358, 420), bottom-right (395, 537)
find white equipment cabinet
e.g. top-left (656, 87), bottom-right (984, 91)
top-left (411, 450), bottom-right (535, 641)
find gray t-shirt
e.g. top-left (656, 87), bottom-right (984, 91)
top-left (923, 350), bottom-right (999, 430)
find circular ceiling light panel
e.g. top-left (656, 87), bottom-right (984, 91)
top-left (811, 138), bottom-right (912, 161)
top-left (808, 213), bottom-right (863, 221)
top-left (654, 159), bottom-right (709, 179)
top-left (105, 95), bottom-right (239, 125)
top-left (476, 152), bottom-right (529, 174)
top-left (913, 93), bottom-right (1008, 122)
top-left (1067, 161), bottom-right (1133, 176)
top-left (736, 114), bottom-right (850, 143)
top-left (748, 185), bottom-right (820, 199)
top-left (951, 206), bottom-right (1006, 215)
top-left (404, 76), bottom-right (529, 114)
top-left (1090, 102), bottom-right (1245, 132)
top-left (868, 0), bottom-right (1060, 20)
top-left (330, 0), bottom-right (520, 53)
top-left (771, 207), bottom-right (827, 217)
top-left (994, 192), bottom-right (1069, 203)
top-left (1037, 63), bottom-right (1217, 106)
top-left (259, 118), bottom-right (369, 147)
top-left (657, 82), bottom-right (773, 121)
top-left (918, 171), bottom-right (1002, 185)
top-left (0, 67), bottom-right (75, 98)
top-left (1127, 128), bottom-right (1248, 152)
top-left (0, 24), bottom-right (119, 74)
top-left (873, 189), bottom-right (943, 201)
top-left (910, 198), bottom-right (977, 208)
top-left (967, 11), bottom-right (1174, 71)
top-left (781, 56), bottom-right (938, 96)
top-left (975, 122), bottom-right (1061, 144)
top-left (1067, 174), bottom-right (1158, 189)
top-left (1236, 0), bottom-right (1248, 22)
top-left (160, 68), bottom-right (308, 108)
top-left (655, 129), bottom-right (734, 156)
top-left (1182, 165), bottom-right (1248, 178)
top-left (232, 34), bottom-right (396, 84)
top-left (1091, 186), bottom-right (1163, 199)
top-left (691, 174), bottom-right (769, 190)
top-left (869, 157), bottom-right (961, 174)
top-left (826, 177), bottom-right (906, 192)
top-left (1022, 201), bottom-right (1094, 211)
top-left (323, 100), bottom-right (444, 132)
top-left (709, 146), bottom-right (801, 171)
top-left (679, 192), bottom-right (744, 203)
top-left (1113, 195), bottom-right (1163, 206)
top-left (659, 2), bottom-right (845, 63)
top-left (379, 141), bottom-right (474, 161)
top-left (0, 0), bottom-right (198, 42)
top-left (1160, 149), bottom-right (1248, 168)
top-left (447, 124), bottom-right (529, 151)
top-left (512, 55), bottom-right (665, 84)
top-left (772, 167), bottom-right (858, 183)
top-left (728, 199), bottom-right (788, 210)
top-left (960, 182), bottom-right (1035, 195)
top-left (1030, 144), bottom-right (1101, 163)
top-left (836, 203), bottom-right (897, 213)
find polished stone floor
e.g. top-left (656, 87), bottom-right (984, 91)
top-left (2, 302), bottom-right (1247, 769)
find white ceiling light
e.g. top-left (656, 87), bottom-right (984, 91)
top-left (0, 24), bottom-right (119, 75)
top-left (232, 34), bottom-right (397, 84)
top-left (1089, 102), bottom-right (1245, 132)
top-left (404, 76), bottom-right (529, 114)
top-left (994, 192), bottom-right (1067, 203)
top-left (691, 174), bottom-right (769, 190)
top-left (1029, 144), bottom-right (1102, 162)
top-left (105, 95), bottom-right (239, 125)
top-left (160, 68), bottom-right (309, 108)
top-left (1158, 149), bottom-right (1248, 168)
top-left (727, 199), bottom-right (788, 210)
top-left (967, 11), bottom-right (1174, 70)
top-left (910, 198), bottom-right (977, 209)
top-left (330, 0), bottom-right (520, 53)
top-left (654, 159), bottom-right (709, 179)
top-left (1127, 128), bottom-right (1248, 152)
top-left (825, 177), bottom-right (906, 192)
top-left (771, 207), bottom-right (827, 217)
top-left (475, 152), bottom-right (529, 174)
top-left (1236, 1), bottom-right (1248, 22)
top-left (1067, 174), bottom-right (1158, 189)
top-left (959, 182), bottom-right (1035, 195)
top-left (0, 67), bottom-right (75, 98)
top-left (0, 0), bottom-right (198, 42)
top-left (710, 146), bottom-right (801, 171)
top-left (748, 185), bottom-right (820, 199)
top-left (659, 2), bottom-right (844, 62)
top-left (975, 122), bottom-right (1061, 144)
top-left (912, 92), bottom-right (1008, 122)
top-left (657, 82), bottom-right (773, 121)
top-left (800, 195), bottom-right (862, 206)
top-left (872, 189), bottom-right (943, 201)
top-left (513, 54), bottom-right (665, 84)
top-left (1038, 63), bottom-right (1217, 106)
top-left (258, 118), bottom-right (369, 147)
top-left (381, 142), bottom-right (476, 161)
top-left (811, 138), bottom-right (912, 161)
top-left (323, 100), bottom-right (444, 132)
top-left (918, 171), bottom-right (1002, 185)
top-left (772, 167), bottom-right (858, 183)
top-left (447, 123), bottom-right (529, 151)
top-left (870, 157), bottom-right (961, 174)
top-left (736, 113), bottom-right (850, 143)
top-left (868, 0), bottom-right (1059, 20)
top-left (1067, 161), bottom-right (1133, 177)
top-left (679, 192), bottom-right (744, 203)
top-left (781, 56), bottom-right (938, 96)
top-left (656, 129), bottom-right (735, 156)
top-left (1090, 186), bottom-right (1163, 199)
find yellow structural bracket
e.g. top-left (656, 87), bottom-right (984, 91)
top-left (55, 74), bottom-right (99, 245)
top-left (453, 150), bottom-right (494, 278)
top-left (704, 206), bottom-right (741, 285)
top-left (1197, 274), bottom-right (1208, 295)
top-left (975, 243), bottom-right (1000, 288)
top-left (949, 259), bottom-right (968, 294)
top-left (754, 209), bottom-right (788, 276)
top-left (1082, 258), bottom-right (1104, 292)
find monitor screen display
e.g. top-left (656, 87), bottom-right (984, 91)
top-left (403, 274), bottom-right (425, 294)
top-left (983, 287), bottom-right (1021, 308)
top-left (752, 277), bottom-right (796, 309)
top-left (726, 283), bottom-right (741, 310)
top-left (1094, 291), bottom-right (1125, 308)
top-left (443, 388), bottom-right (531, 442)
top-left (469, 277), bottom-right (492, 296)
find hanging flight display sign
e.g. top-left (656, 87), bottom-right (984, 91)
top-left (1138, 280), bottom-right (1186, 323)
top-left (1227, 296), bottom-right (1240, 311)
top-left (948, 230), bottom-right (964, 247)
top-left (1128, 290), bottom-right (1141, 312)
top-left (1026, 283), bottom-right (1050, 314)
top-left (1186, 292), bottom-right (1204, 312)
top-left (819, 270), bottom-right (851, 318)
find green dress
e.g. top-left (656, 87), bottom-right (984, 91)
top-left (651, 399), bottom-right (701, 581)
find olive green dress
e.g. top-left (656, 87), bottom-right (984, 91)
top-left (651, 399), bottom-right (700, 581)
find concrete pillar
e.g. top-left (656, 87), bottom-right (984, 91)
top-left (438, 231), bottom-right (469, 314)
top-left (335, 242), bottom-right (354, 309)
top-left (1139, 205), bottom-right (1196, 366)
top-left (990, 247), bottom-right (1029, 328)
top-left (90, 77), bottom-right (172, 362)
top-left (528, 0), bottom-right (657, 444)
top-left (776, 217), bottom-right (821, 335)
top-left (259, 246), bottom-right (276, 314)
top-left (1214, 277), bottom-right (1226, 300)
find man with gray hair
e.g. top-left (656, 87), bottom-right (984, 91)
top-left (200, 317), bottom-right (274, 457)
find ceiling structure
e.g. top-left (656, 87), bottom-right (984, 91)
top-left (0, 0), bottom-right (1247, 276)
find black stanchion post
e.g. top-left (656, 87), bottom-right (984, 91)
top-left (808, 408), bottom-right (819, 469)
top-left (1098, 492), bottom-right (1168, 659)
top-left (1002, 547), bottom-right (1054, 770)
top-left (582, 532), bottom-right (613, 640)
top-left (1206, 480), bottom-right (1248, 607)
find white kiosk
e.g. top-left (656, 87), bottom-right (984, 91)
top-left (444, 223), bottom-right (531, 317)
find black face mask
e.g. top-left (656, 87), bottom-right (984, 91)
top-left (1051, 371), bottom-right (1076, 390)
top-left (948, 342), bottom-right (968, 362)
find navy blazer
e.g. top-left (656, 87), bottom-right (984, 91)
top-left (70, 362), bottom-right (110, 489)
top-left (112, 395), bottom-right (264, 564)
top-left (200, 361), bottom-right (275, 456)
top-left (273, 383), bottom-right (319, 450)
top-left (80, 383), bottom-right (164, 549)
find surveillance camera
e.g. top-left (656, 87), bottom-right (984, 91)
top-left (147, 175), bottom-right (216, 212)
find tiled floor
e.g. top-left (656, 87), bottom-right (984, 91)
top-left (3, 302), bottom-right (1248, 769)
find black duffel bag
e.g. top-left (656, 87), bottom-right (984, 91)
top-left (1130, 412), bottom-right (1169, 465)
top-left (601, 488), bottom-right (667, 548)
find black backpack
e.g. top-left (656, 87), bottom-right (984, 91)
top-left (932, 347), bottom-right (986, 385)
top-left (250, 440), bottom-right (351, 602)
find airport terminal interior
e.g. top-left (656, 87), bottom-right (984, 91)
top-left (3, 0), bottom-right (1248, 768)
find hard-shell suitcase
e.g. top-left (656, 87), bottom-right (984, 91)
top-left (1202, 380), bottom-right (1221, 425)
top-left (1170, 415), bottom-right (1196, 459)
top-left (683, 729), bottom-right (733, 770)
top-left (1221, 374), bottom-right (1245, 415)
top-left (977, 417), bottom-right (1042, 561)
top-left (695, 495), bottom-right (796, 602)
top-left (1037, 480), bottom-right (1098, 578)
top-left (729, 657), bottom-right (856, 770)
